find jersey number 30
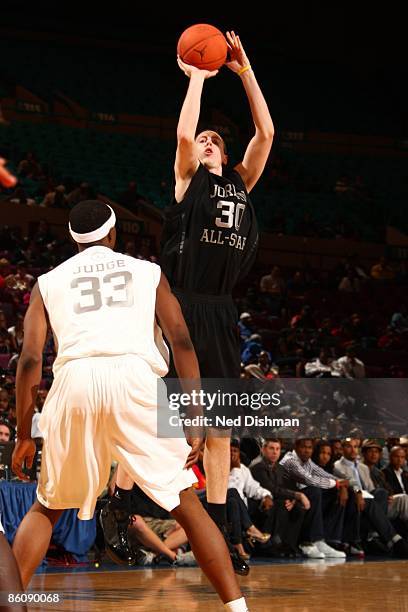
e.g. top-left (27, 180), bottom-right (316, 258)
top-left (215, 201), bottom-right (246, 231)
top-left (71, 271), bottom-right (133, 314)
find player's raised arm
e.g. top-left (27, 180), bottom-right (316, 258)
top-left (175, 59), bottom-right (218, 187)
top-left (13, 283), bottom-right (47, 479)
top-left (226, 31), bottom-right (274, 192)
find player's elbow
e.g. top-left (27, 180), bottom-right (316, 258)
top-left (177, 131), bottom-right (195, 146)
top-left (169, 330), bottom-right (194, 352)
top-left (19, 353), bottom-right (42, 371)
top-left (257, 125), bottom-right (274, 142)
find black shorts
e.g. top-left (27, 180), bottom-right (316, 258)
top-left (169, 290), bottom-right (240, 379)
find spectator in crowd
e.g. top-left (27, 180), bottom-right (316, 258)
top-left (371, 257), bottom-right (395, 281)
top-left (0, 258), bottom-right (11, 290)
top-left (32, 220), bottom-right (55, 249)
top-left (399, 438), bottom-right (408, 470)
top-left (259, 266), bottom-right (286, 315)
top-left (0, 312), bottom-right (14, 354)
top-left (40, 185), bottom-right (68, 208)
top-left (280, 439), bottom-right (348, 558)
top-left (128, 513), bottom-right (196, 566)
top-left (382, 447), bottom-right (408, 496)
top-left (290, 305), bottom-right (315, 330)
top-left (390, 306), bottom-right (408, 334)
top-left (117, 181), bottom-right (147, 209)
top-left (238, 313), bottom-right (255, 345)
top-left (295, 349), bottom-right (307, 378)
top-left (378, 326), bottom-right (404, 350)
top-left (286, 270), bottom-right (308, 297)
top-left (251, 439), bottom-right (310, 554)
top-left (30, 388), bottom-right (48, 440)
top-left (260, 266), bottom-right (285, 296)
top-left (338, 269), bottom-right (361, 293)
top-left (312, 318), bottom-right (338, 352)
top-left (331, 440), bottom-right (344, 462)
top-left (5, 262), bottom-right (34, 293)
top-left (361, 440), bottom-right (408, 524)
top-left (107, 468), bottom-right (196, 566)
top-left (244, 351), bottom-right (277, 382)
top-left (0, 389), bottom-right (10, 414)
top-left (305, 348), bottom-right (341, 378)
top-left (241, 334), bottom-right (265, 366)
top-left (228, 442), bottom-right (272, 559)
top-left (347, 254), bottom-right (369, 282)
top-left (337, 345), bottom-right (366, 379)
top-left (0, 418), bottom-right (12, 442)
top-left (312, 440), bottom-right (363, 556)
top-left (333, 439), bottom-right (408, 557)
top-left (17, 152), bottom-right (41, 179)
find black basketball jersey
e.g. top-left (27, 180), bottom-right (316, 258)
top-left (161, 164), bottom-right (259, 295)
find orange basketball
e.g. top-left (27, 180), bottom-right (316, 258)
top-left (177, 24), bottom-right (228, 71)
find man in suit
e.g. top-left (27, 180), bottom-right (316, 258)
top-left (250, 438), bottom-right (310, 554)
top-left (362, 440), bottom-right (408, 524)
top-left (383, 446), bottom-right (408, 494)
top-left (334, 438), bottom-right (408, 557)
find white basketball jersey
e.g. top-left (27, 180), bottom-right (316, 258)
top-left (38, 246), bottom-right (169, 375)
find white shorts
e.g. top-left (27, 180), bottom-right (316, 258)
top-left (37, 355), bottom-right (196, 519)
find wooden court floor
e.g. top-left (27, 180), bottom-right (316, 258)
top-left (26, 559), bottom-right (408, 611)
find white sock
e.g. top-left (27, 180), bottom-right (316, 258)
top-left (224, 597), bottom-right (249, 611)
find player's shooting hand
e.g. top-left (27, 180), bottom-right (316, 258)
top-left (184, 435), bottom-right (204, 469)
top-left (177, 56), bottom-right (218, 79)
top-left (225, 31), bottom-right (250, 74)
top-left (12, 438), bottom-right (36, 481)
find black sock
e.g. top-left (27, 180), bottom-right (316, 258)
top-left (207, 502), bottom-right (227, 528)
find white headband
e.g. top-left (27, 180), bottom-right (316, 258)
top-left (69, 205), bottom-right (116, 243)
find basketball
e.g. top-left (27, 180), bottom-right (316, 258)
top-left (177, 24), bottom-right (228, 71)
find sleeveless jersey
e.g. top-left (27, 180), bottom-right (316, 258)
top-left (37, 246), bottom-right (168, 375)
top-left (161, 164), bottom-right (259, 295)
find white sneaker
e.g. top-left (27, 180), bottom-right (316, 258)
top-left (136, 548), bottom-right (156, 566)
top-left (315, 540), bottom-right (346, 558)
top-left (175, 550), bottom-right (197, 566)
top-left (299, 543), bottom-right (325, 558)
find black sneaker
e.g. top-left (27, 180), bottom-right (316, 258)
top-left (363, 537), bottom-right (390, 556)
top-left (99, 506), bottom-right (136, 566)
top-left (219, 524), bottom-right (250, 576)
top-left (392, 538), bottom-right (408, 558)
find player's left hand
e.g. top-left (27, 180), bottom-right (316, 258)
top-left (184, 435), bottom-right (204, 469)
top-left (225, 31), bottom-right (250, 74)
top-left (12, 438), bottom-right (36, 481)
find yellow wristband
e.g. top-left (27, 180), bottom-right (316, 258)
top-left (238, 64), bottom-right (251, 76)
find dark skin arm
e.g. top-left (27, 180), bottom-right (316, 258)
top-left (155, 272), bottom-right (203, 468)
top-left (12, 283), bottom-right (47, 480)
